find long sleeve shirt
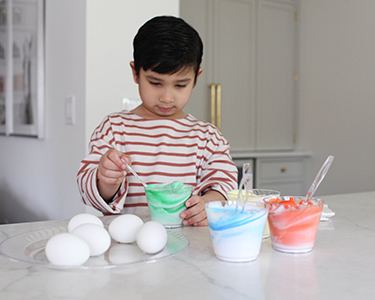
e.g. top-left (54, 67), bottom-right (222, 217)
top-left (76, 111), bottom-right (238, 216)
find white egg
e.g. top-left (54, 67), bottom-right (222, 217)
top-left (72, 224), bottom-right (111, 256)
top-left (108, 214), bottom-right (144, 243)
top-left (45, 233), bottom-right (90, 266)
top-left (136, 221), bottom-right (168, 254)
top-left (68, 213), bottom-right (103, 232)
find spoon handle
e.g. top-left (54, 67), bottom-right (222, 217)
top-left (126, 165), bottom-right (147, 188)
top-left (305, 155), bottom-right (335, 201)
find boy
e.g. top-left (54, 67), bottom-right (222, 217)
top-left (77, 16), bottom-right (237, 226)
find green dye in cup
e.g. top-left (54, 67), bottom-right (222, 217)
top-left (145, 181), bottom-right (193, 228)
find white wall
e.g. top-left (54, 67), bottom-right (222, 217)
top-left (85, 0), bottom-right (179, 143)
top-left (0, 0), bottom-right (179, 223)
top-left (298, 0), bottom-right (375, 195)
top-left (0, 0), bottom-right (87, 223)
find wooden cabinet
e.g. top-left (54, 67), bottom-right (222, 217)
top-left (180, 0), bottom-right (298, 152)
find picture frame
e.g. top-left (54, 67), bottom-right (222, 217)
top-left (0, 0), bottom-right (44, 138)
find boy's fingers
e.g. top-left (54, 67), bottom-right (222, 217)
top-left (193, 218), bottom-right (208, 227)
top-left (101, 158), bottom-right (123, 172)
top-left (185, 195), bottom-right (200, 208)
top-left (183, 210), bottom-right (207, 226)
top-left (181, 202), bottom-right (206, 223)
top-left (107, 150), bottom-right (126, 170)
top-left (99, 176), bottom-right (123, 186)
top-left (98, 168), bottom-right (124, 179)
top-left (181, 202), bottom-right (199, 219)
top-left (97, 169), bottom-right (124, 185)
top-left (182, 196), bottom-right (206, 219)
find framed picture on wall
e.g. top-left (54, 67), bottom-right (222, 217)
top-left (0, 1), bottom-right (6, 134)
top-left (0, 0), bottom-right (44, 138)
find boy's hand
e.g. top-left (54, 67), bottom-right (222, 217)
top-left (180, 195), bottom-right (208, 227)
top-left (97, 149), bottom-right (130, 201)
top-left (180, 190), bottom-right (226, 227)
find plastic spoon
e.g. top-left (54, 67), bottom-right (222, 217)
top-left (126, 165), bottom-right (147, 188)
top-left (305, 155), bottom-right (335, 201)
top-left (235, 162), bottom-right (253, 211)
top-left (241, 162), bottom-right (253, 212)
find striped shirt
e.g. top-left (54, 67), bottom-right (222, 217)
top-left (76, 111), bottom-right (238, 215)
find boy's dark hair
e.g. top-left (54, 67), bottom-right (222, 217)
top-left (133, 16), bottom-right (203, 81)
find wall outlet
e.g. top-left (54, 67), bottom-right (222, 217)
top-left (65, 96), bottom-right (76, 125)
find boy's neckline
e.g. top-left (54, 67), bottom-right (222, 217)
top-left (128, 108), bottom-right (191, 121)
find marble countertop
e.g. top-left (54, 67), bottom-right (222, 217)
top-left (0, 192), bottom-right (374, 300)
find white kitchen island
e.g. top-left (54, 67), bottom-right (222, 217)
top-left (0, 192), bottom-right (374, 300)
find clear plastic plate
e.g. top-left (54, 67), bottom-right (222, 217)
top-left (0, 223), bottom-right (188, 269)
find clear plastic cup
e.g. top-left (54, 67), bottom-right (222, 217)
top-left (227, 189), bottom-right (280, 238)
top-left (206, 201), bottom-right (268, 262)
top-left (145, 182), bottom-right (192, 228)
top-left (266, 196), bottom-right (323, 253)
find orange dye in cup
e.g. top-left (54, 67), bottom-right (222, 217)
top-left (266, 196), bottom-right (323, 253)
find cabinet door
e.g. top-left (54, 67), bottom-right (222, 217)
top-left (181, 0), bottom-right (297, 151)
top-left (180, 0), bottom-right (210, 123)
top-left (181, 0), bottom-right (257, 151)
top-left (256, 0), bottom-right (297, 150)
top-left (212, 0), bottom-right (256, 151)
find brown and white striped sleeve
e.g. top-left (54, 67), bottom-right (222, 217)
top-left (76, 116), bottom-right (128, 214)
top-left (194, 127), bottom-right (238, 198)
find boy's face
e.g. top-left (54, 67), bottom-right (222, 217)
top-left (131, 62), bottom-right (200, 119)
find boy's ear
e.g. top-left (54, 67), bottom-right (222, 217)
top-left (130, 61), bottom-right (139, 84)
top-left (194, 68), bottom-right (203, 86)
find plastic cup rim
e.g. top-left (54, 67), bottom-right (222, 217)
top-left (206, 201), bottom-right (268, 230)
